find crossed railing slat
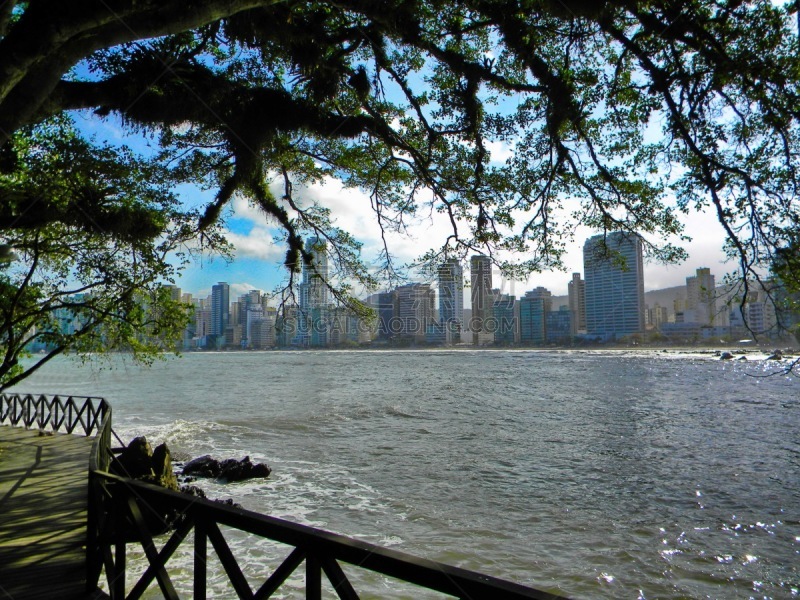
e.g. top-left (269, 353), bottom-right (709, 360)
top-left (2, 393), bottom-right (567, 599)
top-left (0, 392), bottom-right (108, 436)
top-left (89, 473), bottom-right (567, 600)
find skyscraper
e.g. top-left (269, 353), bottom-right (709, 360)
top-left (210, 282), bottom-right (230, 342)
top-left (470, 255), bottom-right (493, 345)
top-left (375, 290), bottom-right (397, 340)
top-left (299, 236), bottom-right (329, 309)
top-left (297, 236), bottom-right (329, 346)
top-left (567, 272), bottom-right (586, 334)
top-left (583, 232), bottom-right (645, 339)
top-left (685, 267), bottom-right (720, 325)
top-left (492, 292), bottom-right (516, 344)
top-left (395, 283), bottom-right (434, 342)
top-left (165, 284), bottom-right (182, 302)
top-left (438, 259), bottom-right (464, 342)
top-left (237, 290), bottom-right (263, 346)
top-left (519, 292), bottom-right (547, 345)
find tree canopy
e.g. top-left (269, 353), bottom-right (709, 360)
top-left (1, 0), bottom-right (799, 384)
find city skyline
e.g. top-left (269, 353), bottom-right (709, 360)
top-left (182, 255), bottom-right (728, 312)
top-left (182, 249), bottom-right (745, 317)
top-left (170, 257), bottom-right (793, 350)
top-left (163, 230), bottom-right (796, 351)
top-left (171, 181), bottom-right (733, 300)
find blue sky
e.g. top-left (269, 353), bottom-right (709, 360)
top-left (169, 172), bottom-right (731, 301)
top-left (73, 104), bottom-right (732, 302)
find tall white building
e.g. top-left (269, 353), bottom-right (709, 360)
top-left (567, 273), bottom-right (586, 334)
top-left (299, 236), bottom-right (329, 310)
top-left (583, 233), bottom-right (645, 339)
top-left (470, 255), bottom-right (494, 345)
top-left (729, 288), bottom-right (778, 337)
top-left (296, 236), bottom-right (329, 346)
top-left (685, 267), bottom-right (724, 326)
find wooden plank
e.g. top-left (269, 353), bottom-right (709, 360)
top-left (0, 425), bottom-right (101, 599)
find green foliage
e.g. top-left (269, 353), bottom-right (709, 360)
top-left (771, 234), bottom-right (800, 342)
top-left (0, 0), bottom-right (799, 379)
top-left (0, 117), bottom-right (223, 389)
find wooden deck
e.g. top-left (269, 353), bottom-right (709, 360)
top-left (0, 426), bottom-right (104, 599)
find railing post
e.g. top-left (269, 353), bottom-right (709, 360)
top-left (24, 393), bottom-right (31, 427)
top-left (86, 471), bottom-right (101, 593)
top-left (195, 517), bottom-right (207, 600)
top-left (111, 488), bottom-right (127, 600)
top-left (306, 554), bottom-right (322, 600)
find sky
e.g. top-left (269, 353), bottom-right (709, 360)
top-left (170, 172), bottom-right (733, 301)
top-left (70, 68), bottom-right (737, 304)
top-left (74, 109), bottom-right (735, 303)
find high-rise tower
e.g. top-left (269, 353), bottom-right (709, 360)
top-left (438, 259), bottom-right (464, 341)
top-left (685, 267), bottom-right (719, 325)
top-left (470, 255), bottom-right (494, 345)
top-left (395, 283), bottom-right (435, 342)
top-left (583, 233), bottom-right (645, 339)
top-left (519, 288), bottom-right (551, 345)
top-left (210, 282), bottom-right (230, 341)
top-left (299, 236), bottom-right (329, 309)
top-left (295, 236), bottom-right (329, 346)
top-left (567, 272), bottom-right (586, 334)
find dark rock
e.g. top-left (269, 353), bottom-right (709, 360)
top-left (180, 484), bottom-right (207, 499)
top-left (766, 350), bottom-right (783, 360)
top-left (218, 458), bottom-right (240, 476)
top-left (111, 437), bottom-right (179, 492)
top-left (219, 455), bottom-right (272, 482)
top-left (149, 443), bottom-right (179, 491)
top-left (720, 351), bottom-right (734, 360)
top-left (738, 355), bottom-right (748, 361)
top-left (182, 455), bottom-right (222, 478)
top-left (112, 436), bottom-right (154, 479)
top-left (181, 454), bottom-right (271, 483)
top-left (214, 498), bottom-right (242, 509)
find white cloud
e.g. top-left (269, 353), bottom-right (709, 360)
top-left (273, 176), bottom-right (459, 270)
top-left (223, 225), bottom-right (285, 262)
top-left (486, 139), bottom-right (515, 163)
top-left (229, 282), bottom-right (266, 298)
top-left (214, 168), bottom-right (733, 298)
top-left (230, 194), bottom-right (267, 222)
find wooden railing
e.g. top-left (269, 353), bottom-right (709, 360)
top-left (87, 471), bottom-right (567, 599)
top-left (0, 392), bottom-right (109, 436)
top-left (87, 395), bottom-right (117, 594)
top-left (18, 392), bottom-right (569, 599)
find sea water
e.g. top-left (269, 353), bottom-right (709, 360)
top-left (14, 350), bottom-right (800, 598)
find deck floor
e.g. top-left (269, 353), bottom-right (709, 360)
top-left (0, 426), bottom-right (103, 599)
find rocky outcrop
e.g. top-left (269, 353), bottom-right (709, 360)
top-left (110, 436), bottom-right (179, 491)
top-left (110, 437), bottom-right (269, 515)
top-left (151, 443), bottom-right (180, 490)
top-left (112, 436), bottom-right (154, 479)
top-left (181, 455), bottom-right (271, 483)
